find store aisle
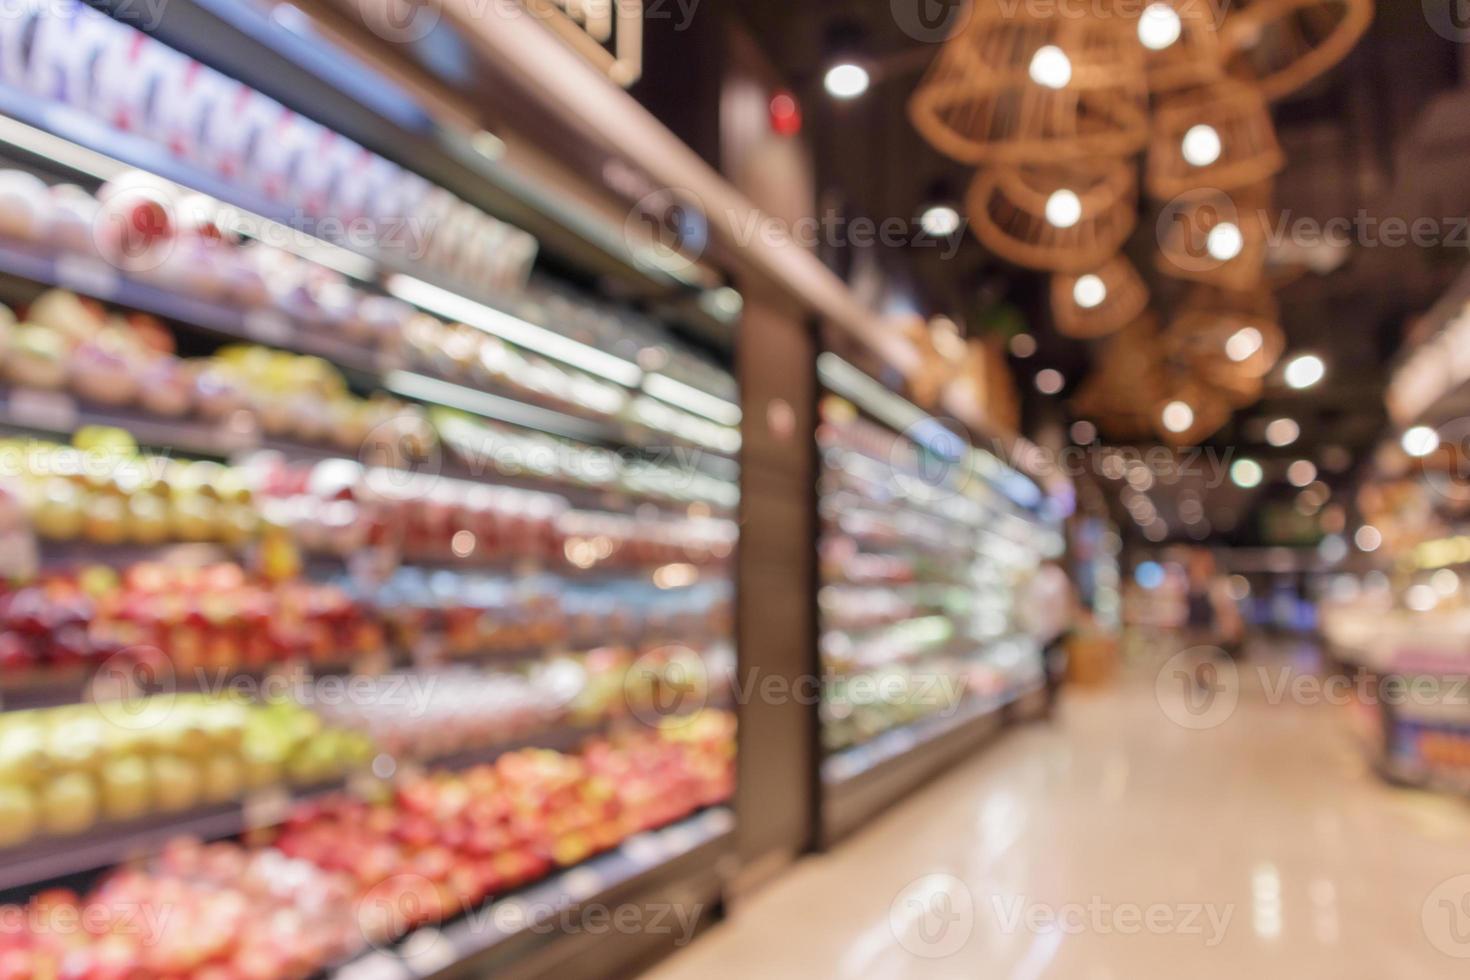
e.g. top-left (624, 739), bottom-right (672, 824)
top-left (650, 641), bottom-right (1470, 979)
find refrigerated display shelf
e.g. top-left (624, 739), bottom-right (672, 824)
top-left (83, 0), bottom-right (720, 302)
top-left (819, 683), bottom-right (1041, 846)
top-left (0, 239), bottom-right (730, 460)
top-left (328, 807), bottom-right (734, 980)
top-left (0, 778), bottom-right (345, 896)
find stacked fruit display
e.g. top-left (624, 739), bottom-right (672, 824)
top-left (0, 0), bottom-right (539, 290)
top-left (0, 287), bottom-right (434, 460)
top-left (3, 435), bottom-right (262, 547)
top-left (268, 714), bottom-right (735, 938)
top-left (432, 409), bottom-right (740, 510)
top-left (248, 455), bottom-right (569, 565)
top-left (816, 396), bottom-right (1052, 754)
top-left (0, 694), bottom-right (375, 848)
top-left (0, 562), bottom-right (385, 678)
top-left (362, 569), bottom-right (566, 659)
top-left (306, 659), bottom-right (587, 762)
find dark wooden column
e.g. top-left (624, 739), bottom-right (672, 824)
top-left (731, 286), bottom-right (819, 895)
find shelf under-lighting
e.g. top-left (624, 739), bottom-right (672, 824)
top-left (386, 273), bottom-right (644, 388)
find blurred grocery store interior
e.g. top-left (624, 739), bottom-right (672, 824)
top-left (4, 0), bottom-right (1470, 976)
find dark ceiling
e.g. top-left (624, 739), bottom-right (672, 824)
top-left (647, 1), bottom-right (1470, 546)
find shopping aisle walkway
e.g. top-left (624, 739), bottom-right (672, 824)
top-left (650, 640), bottom-right (1470, 979)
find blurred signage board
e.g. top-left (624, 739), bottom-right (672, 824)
top-left (524, 0), bottom-right (643, 87)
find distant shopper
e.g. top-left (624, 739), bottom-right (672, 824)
top-left (1020, 560), bottom-right (1078, 714)
top-left (1184, 549), bottom-right (1244, 658)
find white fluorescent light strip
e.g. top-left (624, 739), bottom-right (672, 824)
top-left (0, 113), bottom-right (375, 281)
top-left (817, 352), bottom-right (929, 436)
top-left (0, 115), bottom-right (125, 181)
top-left (641, 372), bottom-right (742, 426)
top-left (388, 273), bottom-right (643, 388)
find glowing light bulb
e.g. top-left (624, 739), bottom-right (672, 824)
top-left (1073, 274), bottom-right (1107, 309)
top-left (1161, 400), bottom-right (1195, 433)
top-left (1045, 189), bottom-right (1082, 228)
top-left (1182, 124), bottom-right (1222, 166)
top-left (1402, 425), bottom-right (1440, 458)
top-left (1226, 327), bottom-right (1263, 362)
top-left (1284, 354), bottom-right (1325, 389)
top-left (1029, 45), bottom-right (1072, 88)
top-left (1206, 222), bottom-right (1243, 260)
top-left (1138, 3), bottom-right (1183, 50)
top-left (824, 63), bottom-right (869, 99)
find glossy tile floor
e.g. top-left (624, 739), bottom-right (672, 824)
top-left (649, 637), bottom-right (1470, 979)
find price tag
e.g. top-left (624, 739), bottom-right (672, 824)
top-left (562, 868), bottom-right (603, 902)
top-left (241, 787), bottom-right (291, 831)
top-left (244, 310), bottom-right (294, 347)
top-left (336, 950), bottom-right (410, 980)
top-left (398, 927), bottom-right (454, 973)
top-left (55, 254), bottom-right (121, 299)
top-left (661, 825), bottom-right (697, 854)
top-left (622, 833), bottom-right (666, 867)
top-left (8, 389), bottom-right (78, 431)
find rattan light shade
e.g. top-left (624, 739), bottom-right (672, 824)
top-left (1220, 0), bottom-right (1374, 101)
top-left (910, 6), bottom-right (1149, 166)
top-left (1071, 314), bottom-right (1168, 436)
top-left (1138, 0), bottom-right (1228, 93)
top-left (968, 161), bottom-right (1139, 273)
top-left (1051, 254), bottom-right (1150, 339)
top-left (1155, 183), bottom-right (1271, 290)
top-left (1147, 81), bottom-right (1284, 199)
top-left (1154, 374), bottom-right (1233, 445)
top-left (1167, 286), bottom-right (1286, 386)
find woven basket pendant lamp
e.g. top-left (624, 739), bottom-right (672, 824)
top-left (1135, 0), bottom-right (1229, 93)
top-left (1147, 81), bottom-right (1284, 199)
top-left (968, 160), bottom-right (1138, 273)
top-left (1050, 254), bottom-right (1150, 339)
top-left (1220, 0), bottom-right (1374, 101)
top-left (1155, 183), bottom-right (1271, 290)
top-left (1167, 286), bottom-right (1285, 385)
top-left (1154, 374), bottom-right (1232, 445)
top-left (1071, 313), bottom-right (1168, 436)
top-left (909, 5), bottom-right (1149, 166)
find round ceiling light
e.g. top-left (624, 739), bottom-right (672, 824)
top-left (1206, 222), bottom-right (1244, 260)
top-left (1226, 326), bottom-right (1263, 362)
top-left (1264, 417), bottom-right (1299, 447)
top-left (1138, 3), bottom-right (1183, 50)
top-left (1044, 189), bottom-right (1082, 228)
top-left (1284, 354), bottom-right (1326, 389)
top-left (824, 63), bottom-right (870, 99)
top-left (1402, 425), bottom-right (1441, 458)
top-left (1161, 400), bottom-right (1195, 433)
top-left (1029, 45), bottom-right (1073, 89)
top-left (1181, 124), bottom-right (1222, 167)
top-left (1072, 274), bottom-right (1107, 309)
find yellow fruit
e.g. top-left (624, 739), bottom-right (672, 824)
top-left (41, 772), bottom-right (99, 836)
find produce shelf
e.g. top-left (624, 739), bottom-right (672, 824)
top-left (819, 682), bottom-right (1043, 847)
top-left (0, 779), bottom-right (343, 898)
top-left (328, 807), bottom-right (735, 980)
top-left (0, 240), bottom-right (732, 460)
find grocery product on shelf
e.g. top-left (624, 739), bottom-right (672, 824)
top-left (816, 390), bottom-right (1056, 756)
top-left (5, 435), bottom-right (261, 547)
top-left (0, 4), bottom-right (741, 975)
top-left (0, 694), bottom-right (374, 849)
top-left (0, 561), bottom-right (383, 679)
top-left (0, 708), bottom-right (733, 976)
top-left (0, 3), bottom-right (538, 292)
